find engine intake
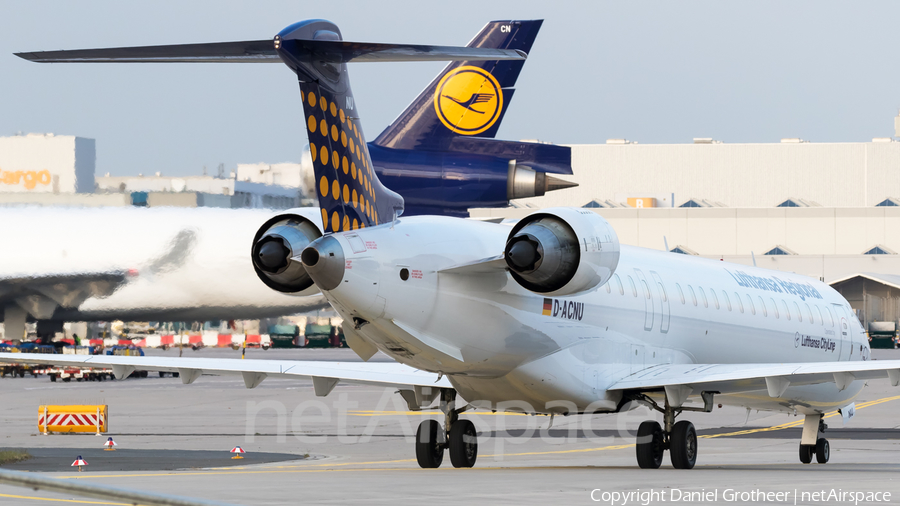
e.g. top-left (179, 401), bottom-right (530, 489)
top-left (251, 213), bottom-right (322, 294)
top-left (505, 208), bottom-right (620, 296)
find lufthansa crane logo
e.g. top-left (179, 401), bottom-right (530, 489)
top-left (433, 66), bottom-right (503, 136)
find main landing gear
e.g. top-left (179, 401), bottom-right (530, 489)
top-left (633, 392), bottom-right (715, 470)
top-left (415, 389), bottom-right (477, 469)
top-left (798, 414), bottom-right (830, 464)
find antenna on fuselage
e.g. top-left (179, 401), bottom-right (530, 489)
top-left (663, 236), bottom-right (669, 252)
top-left (751, 251), bottom-right (757, 267)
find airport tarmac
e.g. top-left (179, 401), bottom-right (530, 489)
top-left (2, 347), bottom-right (900, 505)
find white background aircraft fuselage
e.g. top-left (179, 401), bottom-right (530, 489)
top-left (0, 206), bottom-right (325, 324)
top-left (316, 215), bottom-right (869, 416)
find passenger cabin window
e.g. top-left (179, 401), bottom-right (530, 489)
top-left (699, 287), bottom-right (708, 308)
top-left (793, 301), bottom-right (802, 322)
top-left (771, 298), bottom-right (779, 319)
top-left (781, 300), bottom-right (790, 321)
top-left (814, 305), bottom-right (823, 325)
top-left (805, 303), bottom-right (814, 324)
top-left (757, 296), bottom-right (766, 317)
top-left (710, 289), bottom-right (719, 309)
top-left (825, 306), bottom-right (835, 326)
top-left (614, 274), bottom-right (624, 295)
top-left (676, 283), bottom-right (685, 304)
top-left (722, 291), bottom-right (732, 311)
top-left (689, 285), bottom-right (697, 306)
top-left (641, 279), bottom-right (651, 300)
top-left (628, 276), bottom-right (637, 297)
top-left (605, 281), bottom-right (611, 294)
top-left (744, 294), bottom-right (754, 315)
top-left (658, 282), bottom-right (668, 302)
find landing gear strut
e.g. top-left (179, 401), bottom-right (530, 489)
top-left (632, 391), bottom-right (714, 469)
top-left (798, 414), bottom-right (829, 464)
top-left (415, 389), bottom-right (477, 469)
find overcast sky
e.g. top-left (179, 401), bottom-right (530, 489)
top-left (2, 1), bottom-right (899, 177)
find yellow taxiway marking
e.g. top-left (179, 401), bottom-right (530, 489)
top-left (49, 394), bottom-right (900, 481)
top-left (348, 410), bottom-right (540, 417)
top-left (700, 394), bottom-right (900, 439)
top-left (0, 493), bottom-right (127, 505)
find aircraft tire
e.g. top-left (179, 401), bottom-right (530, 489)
top-left (635, 420), bottom-right (664, 469)
top-left (670, 420), bottom-right (697, 469)
top-left (815, 438), bottom-right (829, 464)
top-left (415, 419), bottom-right (444, 469)
top-left (448, 419), bottom-right (478, 468)
top-left (799, 444), bottom-right (814, 464)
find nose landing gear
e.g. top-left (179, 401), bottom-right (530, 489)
top-left (415, 389), bottom-right (477, 469)
top-left (798, 414), bottom-right (830, 464)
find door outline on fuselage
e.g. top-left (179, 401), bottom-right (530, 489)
top-left (832, 303), bottom-right (851, 361)
top-left (633, 268), bottom-right (655, 331)
top-left (650, 270), bottom-right (670, 334)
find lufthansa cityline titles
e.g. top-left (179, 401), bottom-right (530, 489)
top-left (725, 269), bottom-right (823, 301)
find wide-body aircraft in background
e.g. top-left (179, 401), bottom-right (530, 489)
top-left (3, 19), bottom-right (889, 472)
top-left (2, 20), bottom-right (573, 341)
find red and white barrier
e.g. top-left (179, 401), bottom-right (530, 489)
top-left (104, 334), bottom-right (270, 349)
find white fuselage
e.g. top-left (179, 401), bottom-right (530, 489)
top-left (317, 216), bottom-right (869, 415)
top-left (1, 206), bottom-right (326, 323)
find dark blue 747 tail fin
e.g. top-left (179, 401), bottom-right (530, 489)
top-left (372, 20), bottom-right (542, 151)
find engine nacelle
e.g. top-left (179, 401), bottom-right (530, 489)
top-left (251, 211), bottom-right (323, 294)
top-left (504, 207), bottom-right (620, 296)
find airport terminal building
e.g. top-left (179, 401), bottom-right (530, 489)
top-left (0, 133), bottom-right (307, 209)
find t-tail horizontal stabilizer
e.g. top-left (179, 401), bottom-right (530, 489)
top-left (15, 39), bottom-right (525, 64)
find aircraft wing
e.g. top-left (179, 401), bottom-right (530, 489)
top-left (609, 360), bottom-right (900, 399)
top-left (0, 271), bottom-right (129, 337)
top-left (0, 353), bottom-right (450, 392)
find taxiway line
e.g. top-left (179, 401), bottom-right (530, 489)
top-left (49, 394), bottom-right (900, 482)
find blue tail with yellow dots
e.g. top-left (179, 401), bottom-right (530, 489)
top-left (373, 20), bottom-right (542, 151)
top-left (274, 19), bottom-right (526, 232)
top-left (274, 21), bottom-right (402, 232)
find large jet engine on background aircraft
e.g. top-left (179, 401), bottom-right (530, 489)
top-left (504, 208), bottom-right (620, 296)
top-left (251, 212), bottom-right (322, 294)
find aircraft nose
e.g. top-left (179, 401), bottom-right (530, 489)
top-left (300, 235), bottom-right (345, 291)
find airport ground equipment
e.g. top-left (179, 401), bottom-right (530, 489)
top-left (47, 366), bottom-right (112, 382)
top-left (268, 324), bottom-right (300, 348)
top-left (230, 446), bottom-right (245, 459)
top-left (39, 405), bottom-right (107, 435)
top-left (867, 321), bottom-right (897, 348)
top-left (0, 343), bottom-right (56, 377)
top-left (104, 437), bottom-right (117, 451)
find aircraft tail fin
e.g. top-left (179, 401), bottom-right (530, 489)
top-left (276, 20), bottom-right (525, 231)
top-left (373, 20), bottom-right (542, 151)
